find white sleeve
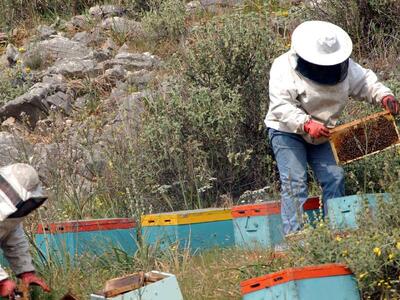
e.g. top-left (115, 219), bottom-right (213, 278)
top-left (1, 223), bottom-right (35, 277)
top-left (348, 60), bottom-right (393, 104)
top-left (268, 61), bottom-right (310, 133)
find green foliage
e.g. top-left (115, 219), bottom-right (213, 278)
top-left (285, 194), bottom-right (400, 300)
top-left (0, 0), bottom-right (102, 28)
top-left (141, 0), bottom-right (187, 41)
top-left (0, 62), bottom-right (34, 105)
top-left (306, 0), bottom-right (400, 58)
top-left (134, 84), bottom-right (243, 209)
top-left (182, 12), bottom-right (284, 196)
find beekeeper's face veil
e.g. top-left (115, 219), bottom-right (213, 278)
top-left (291, 21), bottom-right (353, 85)
top-left (0, 163), bottom-right (47, 221)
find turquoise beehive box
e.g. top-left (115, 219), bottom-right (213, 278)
top-left (327, 193), bottom-right (391, 229)
top-left (90, 271), bottom-right (183, 300)
top-left (35, 218), bottom-right (137, 262)
top-left (240, 264), bottom-right (360, 300)
top-left (232, 197), bottom-right (321, 249)
top-left (141, 208), bottom-right (234, 252)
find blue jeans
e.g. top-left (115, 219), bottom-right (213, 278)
top-left (268, 128), bottom-right (345, 235)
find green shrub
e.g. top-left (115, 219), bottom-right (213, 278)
top-left (182, 12), bottom-right (285, 196)
top-left (133, 84), bottom-right (243, 210)
top-left (306, 0), bottom-right (400, 58)
top-left (0, 62), bottom-right (34, 105)
top-left (141, 0), bottom-right (187, 41)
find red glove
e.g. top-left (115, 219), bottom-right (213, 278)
top-left (0, 278), bottom-right (16, 297)
top-left (382, 95), bottom-right (399, 115)
top-left (304, 119), bottom-right (330, 138)
top-left (18, 272), bottom-right (50, 292)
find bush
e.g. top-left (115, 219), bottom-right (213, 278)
top-left (306, 0), bottom-right (400, 58)
top-left (0, 62), bottom-right (34, 105)
top-left (141, 0), bottom-right (187, 41)
top-left (182, 12), bottom-right (285, 196)
top-left (133, 84), bottom-right (244, 210)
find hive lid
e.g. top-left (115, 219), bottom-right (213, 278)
top-left (231, 201), bottom-right (280, 218)
top-left (141, 207), bottom-right (232, 226)
top-left (36, 218), bottom-right (136, 234)
top-left (240, 263), bottom-right (353, 295)
top-left (231, 197), bottom-right (320, 218)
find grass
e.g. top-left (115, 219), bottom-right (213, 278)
top-left (30, 242), bottom-right (284, 299)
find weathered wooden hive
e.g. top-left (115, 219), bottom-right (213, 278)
top-left (329, 111), bottom-right (400, 164)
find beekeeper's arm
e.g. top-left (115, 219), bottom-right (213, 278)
top-left (0, 222), bottom-right (35, 280)
top-left (348, 59), bottom-right (393, 104)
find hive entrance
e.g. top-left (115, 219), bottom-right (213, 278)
top-left (329, 112), bottom-right (400, 164)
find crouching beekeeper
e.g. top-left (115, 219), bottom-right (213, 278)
top-left (0, 163), bottom-right (50, 297)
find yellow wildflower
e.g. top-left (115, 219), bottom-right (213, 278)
top-left (342, 250), bottom-right (348, 257)
top-left (388, 253), bottom-right (395, 261)
top-left (335, 236), bottom-right (342, 242)
top-left (359, 272), bottom-right (368, 280)
top-left (396, 241), bottom-right (400, 250)
top-left (25, 67), bottom-right (31, 73)
top-left (18, 47), bottom-right (26, 53)
top-left (373, 247), bottom-right (381, 256)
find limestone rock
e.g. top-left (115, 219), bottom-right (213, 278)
top-left (28, 36), bottom-right (91, 61)
top-left (45, 91), bottom-right (73, 115)
top-left (36, 25), bottom-right (57, 40)
top-left (0, 132), bottom-right (31, 167)
top-left (6, 44), bottom-right (19, 66)
top-left (89, 5), bottom-right (126, 18)
top-left (48, 58), bottom-right (101, 78)
top-left (104, 52), bottom-right (161, 71)
top-left (101, 17), bottom-right (144, 37)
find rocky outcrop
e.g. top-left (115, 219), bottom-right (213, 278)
top-left (104, 52), bottom-right (161, 71)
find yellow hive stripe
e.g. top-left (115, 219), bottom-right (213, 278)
top-left (141, 208), bottom-right (232, 226)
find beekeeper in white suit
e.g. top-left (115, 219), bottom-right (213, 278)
top-left (0, 163), bottom-right (50, 297)
top-left (265, 21), bottom-right (399, 237)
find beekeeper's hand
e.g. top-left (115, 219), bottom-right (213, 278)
top-left (382, 95), bottom-right (399, 115)
top-left (0, 278), bottom-right (16, 297)
top-left (304, 119), bottom-right (330, 138)
top-left (18, 272), bottom-right (51, 292)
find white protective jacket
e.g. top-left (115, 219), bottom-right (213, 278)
top-left (0, 164), bottom-right (45, 281)
top-left (0, 218), bottom-right (35, 281)
top-left (265, 50), bottom-right (393, 144)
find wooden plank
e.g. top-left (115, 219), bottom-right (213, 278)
top-left (103, 272), bottom-right (145, 298)
top-left (329, 111), bottom-right (400, 164)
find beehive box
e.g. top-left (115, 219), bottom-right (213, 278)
top-left (232, 197), bottom-right (320, 249)
top-left (240, 264), bottom-right (360, 300)
top-left (35, 218), bottom-right (137, 262)
top-left (329, 111), bottom-right (400, 164)
top-left (90, 271), bottom-right (183, 300)
top-left (141, 208), bottom-right (234, 252)
top-left (327, 193), bottom-right (391, 230)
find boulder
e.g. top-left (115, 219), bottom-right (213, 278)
top-left (0, 82), bottom-right (68, 126)
top-left (45, 91), bottom-right (74, 115)
top-left (6, 44), bottom-right (19, 66)
top-left (48, 58), bottom-right (101, 78)
top-left (26, 36), bottom-right (90, 61)
top-left (36, 25), bottom-right (57, 40)
top-left (0, 132), bottom-right (32, 167)
top-left (66, 15), bottom-right (91, 30)
top-left (89, 5), bottom-right (126, 18)
top-left (101, 17), bottom-right (144, 37)
top-left (104, 52), bottom-right (161, 71)
top-left (104, 65), bottom-right (127, 81)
